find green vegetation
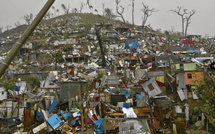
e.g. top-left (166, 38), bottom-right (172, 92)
top-left (192, 72), bottom-right (215, 125)
top-left (20, 75), bottom-right (40, 90)
top-left (97, 71), bottom-right (105, 79)
top-left (0, 77), bottom-right (18, 91)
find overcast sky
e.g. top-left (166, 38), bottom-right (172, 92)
top-left (1, 0), bottom-right (215, 37)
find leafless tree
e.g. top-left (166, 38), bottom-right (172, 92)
top-left (52, 6), bottom-right (56, 17)
top-left (171, 7), bottom-right (195, 36)
top-left (5, 25), bottom-right (12, 31)
top-left (104, 8), bottom-right (116, 19)
top-left (44, 11), bottom-right (51, 19)
top-left (0, 26), bottom-right (3, 33)
top-left (61, 4), bottom-right (70, 14)
top-left (56, 9), bottom-right (59, 16)
top-left (86, 0), bottom-right (90, 7)
top-left (80, 2), bottom-right (85, 13)
top-left (23, 13), bottom-right (33, 25)
top-left (14, 21), bottom-right (20, 27)
top-left (94, 9), bottom-right (98, 13)
top-left (184, 10), bottom-right (196, 36)
top-left (102, 3), bottom-right (105, 16)
top-left (170, 6), bottom-right (187, 36)
top-left (51, 13), bottom-right (54, 18)
top-left (115, 0), bottom-right (126, 24)
top-left (86, 0), bottom-right (93, 12)
top-left (71, 8), bottom-right (78, 13)
top-left (141, 3), bottom-right (157, 28)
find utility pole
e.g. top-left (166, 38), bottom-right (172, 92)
top-left (0, 0), bottom-right (55, 78)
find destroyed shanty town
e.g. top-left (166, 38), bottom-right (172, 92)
top-left (1, 0), bottom-right (215, 134)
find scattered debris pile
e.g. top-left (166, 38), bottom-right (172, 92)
top-left (0, 13), bottom-right (215, 134)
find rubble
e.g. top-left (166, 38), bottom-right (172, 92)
top-left (0, 13), bottom-right (215, 134)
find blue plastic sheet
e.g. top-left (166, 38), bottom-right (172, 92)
top-left (136, 94), bottom-right (144, 99)
top-left (126, 33), bottom-right (131, 37)
top-left (47, 114), bottom-right (62, 130)
top-left (109, 90), bottom-right (114, 94)
top-left (63, 112), bottom-right (70, 120)
top-left (15, 86), bottom-right (21, 91)
top-left (125, 42), bottom-right (138, 49)
top-left (37, 74), bottom-right (41, 79)
top-left (71, 117), bottom-right (80, 127)
top-left (120, 90), bottom-right (131, 99)
top-left (37, 112), bottom-right (44, 122)
top-left (186, 57), bottom-right (190, 60)
top-left (125, 94), bottom-right (131, 98)
top-left (186, 50), bottom-right (201, 54)
top-left (48, 99), bottom-right (59, 114)
top-left (93, 118), bottom-right (104, 134)
top-left (123, 103), bottom-right (129, 108)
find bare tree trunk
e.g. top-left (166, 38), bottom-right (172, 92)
top-left (170, 7), bottom-right (189, 37)
top-left (116, 0), bottom-right (126, 25)
top-left (142, 20), bottom-right (146, 28)
top-left (120, 14), bottom-right (126, 24)
top-left (181, 16), bottom-right (184, 36)
top-left (184, 10), bottom-right (195, 37)
top-left (132, 0), bottom-right (134, 25)
top-left (140, 3), bottom-right (156, 29)
top-left (102, 3), bottom-right (105, 16)
top-left (184, 20), bottom-right (189, 37)
top-left (142, 15), bottom-right (148, 28)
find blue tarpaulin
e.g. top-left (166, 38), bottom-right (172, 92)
top-left (109, 90), bottom-right (114, 94)
top-left (126, 33), bottom-right (131, 37)
top-left (186, 50), bottom-right (201, 54)
top-left (25, 38), bottom-right (31, 42)
top-left (165, 36), bottom-right (168, 41)
top-left (125, 42), bottom-right (138, 49)
top-left (120, 90), bottom-right (128, 95)
top-left (125, 94), bottom-right (130, 98)
top-left (71, 117), bottom-right (80, 127)
top-left (15, 86), bottom-right (21, 91)
top-left (123, 103), bottom-right (129, 108)
top-left (93, 118), bottom-right (104, 134)
top-left (37, 74), bottom-right (41, 79)
top-left (47, 114), bottom-right (62, 130)
top-left (48, 99), bottom-right (59, 114)
top-left (37, 112), bottom-right (44, 122)
top-left (63, 112), bottom-right (70, 120)
top-left (120, 90), bottom-right (131, 98)
top-left (138, 29), bottom-right (144, 32)
top-left (186, 57), bottom-right (191, 60)
top-left (136, 94), bottom-right (144, 99)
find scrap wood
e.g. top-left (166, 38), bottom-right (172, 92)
top-left (32, 122), bottom-right (47, 134)
top-left (62, 123), bottom-right (72, 133)
top-left (185, 130), bottom-right (210, 134)
top-left (108, 112), bottom-right (125, 117)
top-left (165, 109), bottom-right (172, 119)
top-left (133, 107), bottom-right (151, 115)
top-left (152, 115), bottom-right (161, 131)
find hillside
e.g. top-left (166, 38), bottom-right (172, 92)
top-left (0, 24), bottom-right (27, 38)
top-left (0, 13), bottom-right (127, 39)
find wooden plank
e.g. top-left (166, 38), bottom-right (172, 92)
top-left (152, 115), bottom-right (161, 131)
top-left (133, 107), bottom-right (151, 114)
